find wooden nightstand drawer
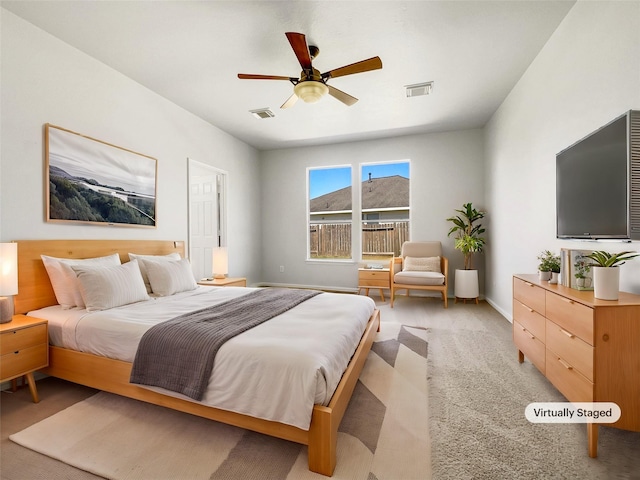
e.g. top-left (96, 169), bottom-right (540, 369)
top-left (0, 343), bottom-right (48, 380)
top-left (545, 291), bottom-right (594, 345)
top-left (513, 320), bottom-right (545, 374)
top-left (513, 277), bottom-right (545, 314)
top-left (359, 270), bottom-right (389, 281)
top-left (546, 348), bottom-right (594, 402)
top-left (0, 323), bottom-right (47, 355)
top-left (513, 299), bottom-right (545, 340)
top-left (546, 319), bottom-right (593, 381)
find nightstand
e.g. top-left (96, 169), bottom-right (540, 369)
top-left (198, 277), bottom-right (247, 287)
top-left (358, 268), bottom-right (390, 301)
top-left (0, 315), bottom-right (48, 403)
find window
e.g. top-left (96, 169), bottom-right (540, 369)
top-left (360, 161), bottom-right (410, 261)
top-left (308, 166), bottom-right (352, 260)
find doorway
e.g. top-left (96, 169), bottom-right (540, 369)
top-left (187, 158), bottom-right (227, 281)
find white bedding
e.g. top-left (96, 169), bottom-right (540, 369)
top-left (28, 286), bottom-right (376, 430)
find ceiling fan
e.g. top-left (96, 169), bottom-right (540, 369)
top-left (238, 32), bottom-right (382, 109)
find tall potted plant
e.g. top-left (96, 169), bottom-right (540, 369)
top-left (585, 251), bottom-right (639, 300)
top-left (447, 203), bottom-right (486, 300)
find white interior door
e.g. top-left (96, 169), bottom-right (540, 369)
top-left (188, 159), bottom-right (226, 281)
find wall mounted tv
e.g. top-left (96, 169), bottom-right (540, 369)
top-left (556, 110), bottom-right (640, 241)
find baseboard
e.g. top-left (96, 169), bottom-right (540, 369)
top-left (485, 296), bottom-right (512, 322)
top-left (255, 282), bottom-right (359, 294)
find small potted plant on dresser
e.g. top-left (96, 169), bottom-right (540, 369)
top-left (585, 250), bottom-right (639, 300)
top-left (446, 202), bottom-right (486, 302)
top-left (537, 250), bottom-right (561, 283)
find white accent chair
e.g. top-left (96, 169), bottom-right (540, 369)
top-left (389, 241), bottom-right (449, 308)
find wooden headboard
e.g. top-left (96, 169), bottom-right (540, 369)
top-left (14, 239), bottom-right (185, 314)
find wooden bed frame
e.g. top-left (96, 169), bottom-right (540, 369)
top-left (14, 239), bottom-right (380, 477)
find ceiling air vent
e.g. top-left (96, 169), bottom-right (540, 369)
top-left (249, 108), bottom-right (275, 119)
top-left (405, 81), bottom-right (433, 98)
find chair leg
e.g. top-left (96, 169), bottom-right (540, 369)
top-left (390, 286), bottom-right (395, 308)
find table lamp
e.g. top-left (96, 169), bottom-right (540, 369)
top-left (0, 242), bottom-right (18, 323)
top-left (212, 247), bottom-right (228, 279)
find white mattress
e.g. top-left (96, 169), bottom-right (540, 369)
top-left (28, 286), bottom-right (376, 430)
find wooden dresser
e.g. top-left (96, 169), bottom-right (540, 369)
top-left (513, 274), bottom-right (640, 457)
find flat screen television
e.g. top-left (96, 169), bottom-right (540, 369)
top-left (556, 110), bottom-right (640, 240)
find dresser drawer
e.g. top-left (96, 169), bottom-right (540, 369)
top-left (513, 299), bottom-right (545, 340)
top-left (0, 324), bottom-right (47, 356)
top-left (0, 343), bottom-right (48, 380)
top-left (546, 319), bottom-right (593, 381)
top-left (513, 278), bottom-right (545, 314)
top-left (546, 349), bottom-right (594, 402)
top-left (514, 320), bottom-right (545, 374)
top-left (545, 291), bottom-right (594, 344)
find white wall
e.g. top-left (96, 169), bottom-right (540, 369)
top-left (0, 10), bottom-right (263, 283)
top-left (259, 129), bottom-right (485, 293)
top-left (485, 0), bottom-right (640, 318)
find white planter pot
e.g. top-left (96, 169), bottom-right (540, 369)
top-left (549, 272), bottom-right (559, 284)
top-left (539, 271), bottom-right (551, 281)
top-left (592, 266), bottom-right (620, 300)
top-left (455, 269), bottom-right (479, 299)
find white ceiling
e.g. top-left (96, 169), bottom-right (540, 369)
top-left (2, 1), bottom-right (575, 151)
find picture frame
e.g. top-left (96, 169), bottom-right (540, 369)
top-left (45, 124), bottom-right (157, 228)
top-left (562, 248), bottom-right (594, 290)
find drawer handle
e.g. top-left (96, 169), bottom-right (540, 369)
top-left (563, 298), bottom-right (575, 305)
top-left (521, 327), bottom-right (535, 340)
top-left (524, 282), bottom-right (534, 287)
top-left (558, 358), bottom-right (573, 370)
top-left (560, 328), bottom-right (575, 339)
top-left (527, 307), bottom-right (534, 313)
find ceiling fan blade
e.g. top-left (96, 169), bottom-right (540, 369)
top-left (280, 93), bottom-right (299, 109)
top-left (285, 32), bottom-right (312, 71)
top-left (322, 56), bottom-right (383, 79)
top-left (238, 74), bottom-right (296, 81)
top-left (327, 85), bottom-right (358, 106)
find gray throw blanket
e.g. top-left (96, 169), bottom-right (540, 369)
top-left (130, 288), bottom-right (321, 400)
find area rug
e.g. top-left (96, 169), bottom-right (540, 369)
top-left (426, 308), bottom-right (640, 480)
top-left (10, 322), bottom-right (430, 480)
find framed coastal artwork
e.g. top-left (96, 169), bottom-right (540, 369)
top-left (45, 124), bottom-right (157, 228)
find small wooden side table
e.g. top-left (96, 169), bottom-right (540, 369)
top-left (198, 277), bottom-right (247, 287)
top-left (0, 315), bottom-right (49, 403)
top-left (358, 268), bottom-right (390, 301)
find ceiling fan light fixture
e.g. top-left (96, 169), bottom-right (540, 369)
top-left (294, 81), bottom-right (329, 103)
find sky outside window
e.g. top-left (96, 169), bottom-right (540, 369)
top-left (309, 163), bottom-right (409, 198)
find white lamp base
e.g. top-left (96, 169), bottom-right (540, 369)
top-left (0, 296), bottom-right (13, 324)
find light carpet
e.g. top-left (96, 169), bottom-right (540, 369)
top-left (10, 322), bottom-right (430, 480)
top-left (426, 307), bottom-right (640, 480)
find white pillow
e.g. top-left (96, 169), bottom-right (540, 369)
top-left (128, 252), bottom-right (181, 293)
top-left (403, 256), bottom-right (441, 273)
top-left (70, 260), bottom-right (149, 312)
top-left (41, 253), bottom-right (121, 309)
top-left (142, 258), bottom-right (198, 296)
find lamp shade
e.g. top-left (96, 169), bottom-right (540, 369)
top-left (212, 247), bottom-right (228, 279)
top-left (0, 243), bottom-right (18, 296)
top-left (294, 81), bottom-right (328, 104)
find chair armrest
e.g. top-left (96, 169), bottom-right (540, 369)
top-left (441, 256), bottom-right (449, 285)
top-left (390, 257), bottom-right (402, 279)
